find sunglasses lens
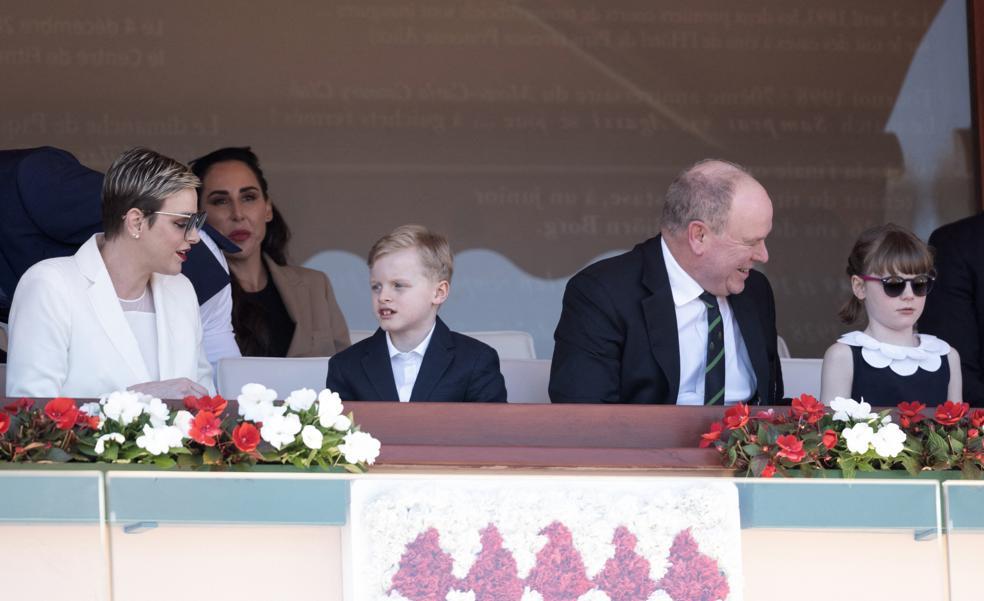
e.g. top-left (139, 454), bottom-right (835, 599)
top-left (911, 276), bottom-right (933, 297)
top-left (881, 278), bottom-right (905, 297)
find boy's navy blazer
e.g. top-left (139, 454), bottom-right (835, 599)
top-left (325, 316), bottom-right (507, 402)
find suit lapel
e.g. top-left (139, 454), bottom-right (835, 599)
top-left (265, 256), bottom-right (307, 356)
top-left (730, 289), bottom-right (768, 403)
top-left (76, 236), bottom-right (150, 383)
top-left (641, 237), bottom-right (681, 402)
top-left (361, 329), bottom-right (399, 401)
top-left (410, 318), bottom-right (453, 402)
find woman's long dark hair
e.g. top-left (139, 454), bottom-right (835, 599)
top-left (190, 147), bottom-right (292, 356)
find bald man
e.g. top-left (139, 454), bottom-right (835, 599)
top-left (549, 159), bottom-right (784, 405)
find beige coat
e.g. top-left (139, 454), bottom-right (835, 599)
top-left (264, 255), bottom-right (350, 357)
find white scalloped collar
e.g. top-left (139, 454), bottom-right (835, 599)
top-left (838, 330), bottom-right (950, 376)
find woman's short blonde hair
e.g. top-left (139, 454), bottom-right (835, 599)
top-left (367, 224), bottom-right (453, 282)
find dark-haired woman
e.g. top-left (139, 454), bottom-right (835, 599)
top-left (190, 147), bottom-right (350, 357)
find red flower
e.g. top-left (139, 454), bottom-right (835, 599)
top-left (44, 397), bottom-right (79, 430)
top-left (971, 410), bottom-right (984, 429)
top-left (760, 463), bottom-right (776, 478)
top-left (594, 526), bottom-right (657, 601)
top-left (969, 429), bottom-right (980, 439)
top-left (3, 398), bottom-right (32, 414)
top-left (934, 401), bottom-right (969, 427)
top-left (0, 412), bottom-right (10, 436)
top-left (723, 404), bottom-right (750, 429)
top-left (188, 411), bottom-right (223, 446)
top-left (790, 394), bottom-right (825, 424)
top-left (232, 422), bottom-right (260, 452)
top-left (699, 422), bottom-right (724, 448)
top-left (775, 434), bottom-right (806, 463)
top-left (75, 411), bottom-right (100, 430)
top-left (897, 401), bottom-right (927, 428)
top-left (184, 394), bottom-right (228, 415)
top-left (821, 429), bottom-right (838, 450)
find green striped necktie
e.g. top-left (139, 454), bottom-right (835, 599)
top-left (700, 291), bottom-right (725, 405)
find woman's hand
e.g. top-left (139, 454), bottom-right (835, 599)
top-left (128, 378), bottom-right (209, 399)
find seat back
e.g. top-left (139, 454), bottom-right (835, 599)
top-left (500, 359), bottom-right (551, 404)
top-left (780, 357), bottom-right (823, 399)
top-left (216, 356), bottom-right (331, 399)
top-left (466, 330), bottom-right (537, 360)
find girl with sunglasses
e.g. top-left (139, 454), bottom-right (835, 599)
top-left (820, 223), bottom-right (962, 405)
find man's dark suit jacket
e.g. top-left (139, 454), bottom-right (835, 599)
top-left (325, 316), bottom-right (507, 402)
top-left (549, 235), bottom-right (783, 404)
top-left (0, 146), bottom-right (236, 312)
top-left (921, 213), bottom-right (984, 406)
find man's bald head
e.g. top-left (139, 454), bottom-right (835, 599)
top-left (660, 159), bottom-right (753, 236)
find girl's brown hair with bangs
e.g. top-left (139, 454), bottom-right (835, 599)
top-left (838, 223), bottom-right (935, 324)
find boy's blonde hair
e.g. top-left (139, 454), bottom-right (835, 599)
top-left (368, 224), bottom-right (454, 282)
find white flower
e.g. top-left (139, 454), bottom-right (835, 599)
top-left (339, 431), bottom-right (381, 465)
top-left (521, 590), bottom-right (544, 601)
top-left (238, 383), bottom-right (278, 420)
top-left (101, 390), bottom-right (145, 425)
top-left (830, 396), bottom-right (876, 422)
top-left (172, 410), bottom-right (194, 437)
top-left (80, 402), bottom-right (105, 429)
top-left (302, 425), bottom-right (324, 450)
top-left (143, 396), bottom-right (171, 428)
top-left (872, 422), bottom-right (907, 458)
top-left (94, 432), bottom-right (125, 455)
top-left (285, 388), bottom-right (318, 412)
top-left (332, 414), bottom-right (352, 432)
top-left (260, 413), bottom-right (302, 450)
top-left (446, 591), bottom-right (476, 601)
top-left (318, 389), bottom-right (345, 428)
top-left (135, 424), bottom-right (183, 456)
top-left (842, 422), bottom-right (875, 454)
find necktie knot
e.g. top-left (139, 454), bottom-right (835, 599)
top-left (699, 291), bottom-right (718, 310)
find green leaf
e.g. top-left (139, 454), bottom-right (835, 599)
top-left (950, 437), bottom-right (965, 455)
top-left (103, 445), bottom-right (119, 461)
top-left (202, 447), bottom-right (222, 465)
top-left (749, 455), bottom-right (768, 477)
top-left (837, 456), bottom-right (857, 479)
top-left (898, 454), bottom-right (920, 477)
top-left (856, 461), bottom-right (876, 472)
top-left (343, 463), bottom-right (365, 474)
top-left (927, 430), bottom-right (949, 461)
top-left (291, 457), bottom-right (308, 469)
top-left (726, 445), bottom-right (737, 466)
top-left (153, 456), bottom-right (177, 469)
top-left (742, 444), bottom-right (762, 457)
top-left (177, 454), bottom-right (202, 468)
top-left (960, 461), bottom-right (980, 481)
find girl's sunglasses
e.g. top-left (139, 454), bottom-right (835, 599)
top-left (859, 274), bottom-right (935, 297)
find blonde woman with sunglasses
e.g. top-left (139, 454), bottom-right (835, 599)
top-left (820, 223), bottom-right (962, 406)
top-left (6, 148), bottom-right (215, 399)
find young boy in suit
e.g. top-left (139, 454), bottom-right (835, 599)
top-left (326, 225), bottom-right (506, 402)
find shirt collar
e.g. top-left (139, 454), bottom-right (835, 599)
top-left (661, 237), bottom-right (705, 307)
top-left (386, 322), bottom-right (437, 359)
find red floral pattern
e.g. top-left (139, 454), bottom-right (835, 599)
top-left (389, 528), bottom-right (457, 601)
top-left (525, 522), bottom-right (594, 600)
top-left (459, 524), bottom-right (524, 601)
top-left (594, 526), bottom-right (657, 601)
top-left (387, 523), bottom-right (732, 601)
top-left (656, 528), bottom-right (730, 601)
